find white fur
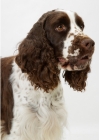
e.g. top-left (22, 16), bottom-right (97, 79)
top-left (69, 48), bottom-right (80, 56)
top-left (2, 61), bottom-right (67, 140)
top-left (2, 10), bottom-right (89, 140)
top-left (59, 10), bottom-right (84, 58)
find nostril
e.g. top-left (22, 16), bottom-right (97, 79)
top-left (85, 42), bottom-right (90, 47)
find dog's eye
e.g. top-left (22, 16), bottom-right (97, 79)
top-left (55, 24), bottom-right (66, 32)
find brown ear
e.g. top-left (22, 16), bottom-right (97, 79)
top-left (63, 65), bottom-right (90, 91)
top-left (15, 21), bottom-right (59, 93)
top-left (1, 57), bottom-right (14, 134)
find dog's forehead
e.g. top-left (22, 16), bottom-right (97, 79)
top-left (56, 9), bottom-right (76, 24)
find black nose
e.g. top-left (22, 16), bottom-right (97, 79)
top-left (81, 38), bottom-right (95, 49)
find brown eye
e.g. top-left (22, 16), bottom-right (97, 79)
top-left (55, 24), bottom-right (66, 32)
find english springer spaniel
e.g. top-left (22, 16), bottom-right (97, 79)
top-left (1, 9), bottom-right (95, 140)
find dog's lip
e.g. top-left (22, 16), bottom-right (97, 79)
top-left (58, 55), bottom-right (90, 68)
top-left (80, 54), bottom-right (89, 60)
top-left (58, 57), bottom-right (69, 67)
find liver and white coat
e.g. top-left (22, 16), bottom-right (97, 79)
top-left (1, 9), bottom-right (95, 140)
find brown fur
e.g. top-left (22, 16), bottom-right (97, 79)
top-left (63, 35), bottom-right (94, 91)
top-left (1, 56), bottom-right (14, 134)
top-left (15, 11), bottom-right (60, 92)
top-left (15, 11), bottom-right (71, 92)
top-left (1, 10), bottom-right (94, 136)
top-left (63, 65), bottom-right (90, 91)
top-left (15, 11), bottom-right (94, 93)
top-left (68, 36), bottom-right (94, 57)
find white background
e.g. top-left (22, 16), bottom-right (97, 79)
top-left (1, 0), bottom-right (99, 140)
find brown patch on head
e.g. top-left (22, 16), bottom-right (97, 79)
top-left (44, 11), bottom-right (70, 45)
top-left (75, 13), bottom-right (84, 31)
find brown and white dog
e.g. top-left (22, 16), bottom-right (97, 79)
top-left (1, 9), bottom-right (95, 140)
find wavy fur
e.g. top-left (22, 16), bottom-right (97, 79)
top-left (1, 10), bottom-right (94, 140)
top-left (15, 21), bottom-right (60, 92)
top-left (63, 66), bottom-right (90, 91)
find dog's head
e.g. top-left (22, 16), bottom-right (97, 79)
top-left (16, 10), bottom-right (95, 92)
top-left (43, 10), bottom-right (95, 71)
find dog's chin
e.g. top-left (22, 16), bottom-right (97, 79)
top-left (58, 57), bottom-right (91, 71)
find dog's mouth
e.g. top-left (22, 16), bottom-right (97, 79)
top-left (58, 55), bottom-right (91, 71)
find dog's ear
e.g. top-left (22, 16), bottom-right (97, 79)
top-left (63, 65), bottom-right (90, 91)
top-left (15, 10), bottom-right (60, 93)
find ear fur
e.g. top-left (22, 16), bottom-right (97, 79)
top-left (15, 12), bottom-right (60, 92)
top-left (63, 65), bottom-right (90, 91)
top-left (1, 57), bottom-right (14, 134)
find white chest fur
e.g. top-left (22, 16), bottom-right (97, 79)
top-left (4, 61), bottom-right (67, 140)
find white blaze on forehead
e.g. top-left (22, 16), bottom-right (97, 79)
top-left (58, 9), bottom-right (82, 32)
top-left (58, 9), bottom-right (84, 58)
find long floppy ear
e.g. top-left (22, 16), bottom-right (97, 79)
top-left (15, 11), bottom-right (60, 92)
top-left (63, 65), bottom-right (90, 91)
